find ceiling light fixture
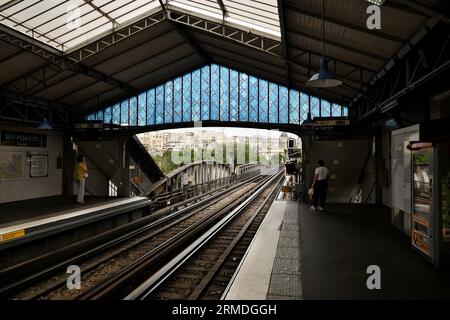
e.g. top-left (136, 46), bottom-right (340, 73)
top-left (306, 0), bottom-right (342, 88)
top-left (37, 118), bottom-right (53, 130)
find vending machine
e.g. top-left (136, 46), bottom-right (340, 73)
top-left (410, 142), bottom-right (435, 262)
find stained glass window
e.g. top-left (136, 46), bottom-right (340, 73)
top-left (164, 81), bottom-right (173, 124)
top-left (155, 85), bottom-right (164, 125)
top-left (279, 86), bottom-right (289, 124)
top-left (138, 93), bottom-right (146, 126)
top-left (87, 113), bottom-right (95, 121)
top-left (192, 69), bottom-right (201, 122)
top-left (249, 76), bottom-right (258, 122)
top-left (211, 64), bottom-right (220, 121)
top-left (321, 100), bottom-right (330, 117)
top-left (239, 73), bottom-right (249, 122)
top-left (259, 80), bottom-right (268, 123)
top-left (174, 77), bottom-right (183, 123)
top-left (230, 70), bottom-right (239, 122)
top-left (147, 89), bottom-right (155, 125)
top-left (201, 66), bottom-right (210, 121)
top-left (183, 73), bottom-right (191, 122)
top-left (310, 97), bottom-right (320, 119)
top-left (220, 66), bottom-right (229, 121)
top-left (289, 90), bottom-right (299, 125)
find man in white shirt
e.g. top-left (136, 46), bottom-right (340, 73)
top-left (311, 160), bottom-right (329, 211)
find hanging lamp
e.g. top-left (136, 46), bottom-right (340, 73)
top-left (306, 0), bottom-right (342, 88)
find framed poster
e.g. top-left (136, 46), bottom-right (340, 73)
top-left (30, 154), bottom-right (48, 178)
top-left (0, 152), bottom-right (24, 180)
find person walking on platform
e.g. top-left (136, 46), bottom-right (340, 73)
top-left (75, 155), bottom-right (88, 204)
top-left (311, 160), bottom-right (329, 212)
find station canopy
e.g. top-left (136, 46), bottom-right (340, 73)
top-left (0, 0), bottom-right (443, 117)
top-left (0, 0), bottom-right (280, 51)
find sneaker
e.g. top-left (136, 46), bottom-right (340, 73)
top-left (310, 205), bottom-right (316, 210)
top-left (317, 206), bottom-right (324, 212)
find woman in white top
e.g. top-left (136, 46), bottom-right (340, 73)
top-left (311, 160), bottom-right (329, 211)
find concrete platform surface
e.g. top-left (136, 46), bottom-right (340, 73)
top-left (299, 203), bottom-right (450, 299)
top-left (0, 196), bottom-right (112, 227)
top-left (225, 200), bottom-right (286, 300)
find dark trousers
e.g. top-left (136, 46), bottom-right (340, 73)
top-left (313, 180), bottom-right (328, 208)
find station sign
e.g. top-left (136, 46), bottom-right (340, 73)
top-left (74, 121), bottom-right (103, 130)
top-left (314, 119), bottom-right (350, 126)
top-left (0, 130), bottom-right (47, 148)
top-left (313, 125), bottom-right (350, 141)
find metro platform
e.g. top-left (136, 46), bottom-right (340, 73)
top-left (225, 200), bottom-right (450, 300)
top-left (0, 196), bottom-right (150, 247)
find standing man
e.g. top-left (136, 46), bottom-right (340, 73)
top-left (75, 155), bottom-right (88, 204)
top-left (311, 160), bottom-right (329, 211)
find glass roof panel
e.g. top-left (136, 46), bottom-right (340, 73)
top-left (0, 0), bottom-right (160, 51)
top-left (0, 0), bottom-right (280, 52)
top-left (168, 0), bottom-right (280, 39)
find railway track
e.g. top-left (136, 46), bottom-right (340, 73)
top-left (2, 168), bottom-right (281, 300)
top-left (126, 169), bottom-right (285, 300)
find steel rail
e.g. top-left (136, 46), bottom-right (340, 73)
top-left (0, 171), bottom-right (265, 299)
top-left (187, 174), bottom-right (284, 300)
top-left (125, 168), bottom-right (284, 300)
top-left (76, 169), bottom-right (280, 300)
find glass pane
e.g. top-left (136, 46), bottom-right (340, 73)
top-left (300, 93), bottom-right (309, 123)
top-left (222, 0), bottom-right (280, 37)
top-left (343, 106), bottom-right (349, 117)
top-left (138, 92), bottom-right (146, 126)
top-left (332, 103), bottom-right (342, 117)
top-left (96, 109), bottom-right (103, 121)
top-left (279, 86), bottom-right (288, 124)
top-left (183, 73), bottom-right (191, 122)
top-left (155, 85), bottom-right (164, 125)
top-left (211, 64), bottom-right (220, 121)
top-left (147, 89), bottom-right (155, 125)
top-left (310, 96), bottom-right (320, 119)
top-left (112, 103), bottom-right (120, 125)
top-left (104, 106), bottom-right (112, 124)
top-left (321, 100), bottom-right (331, 117)
top-left (192, 69), bottom-right (201, 121)
top-left (269, 83), bottom-right (278, 124)
top-left (220, 66), bottom-right (229, 121)
top-left (174, 77), bottom-right (183, 123)
top-left (201, 66), bottom-right (210, 121)
top-left (289, 90), bottom-right (300, 125)
top-left (239, 73), bottom-right (249, 122)
top-left (130, 96), bottom-right (138, 126)
top-left (121, 99), bottom-right (129, 125)
top-left (230, 70), bottom-right (239, 122)
top-left (249, 76), bottom-right (258, 122)
top-left (165, 80), bottom-right (173, 124)
top-left (259, 79), bottom-right (268, 123)
top-left (87, 112), bottom-right (95, 121)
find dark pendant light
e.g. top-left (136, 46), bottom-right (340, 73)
top-left (306, 0), bottom-right (342, 88)
top-left (37, 118), bottom-right (53, 130)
